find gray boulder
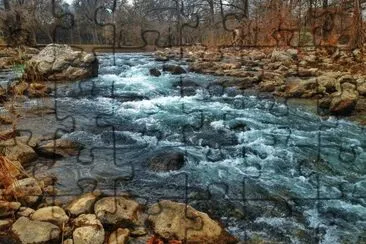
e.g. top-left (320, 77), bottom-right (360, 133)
top-left (24, 44), bottom-right (98, 82)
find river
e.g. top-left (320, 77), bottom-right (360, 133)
top-left (7, 53), bottom-right (366, 243)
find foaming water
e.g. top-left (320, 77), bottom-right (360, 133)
top-left (30, 53), bottom-right (366, 243)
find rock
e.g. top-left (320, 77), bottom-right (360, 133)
top-left (37, 138), bottom-right (83, 158)
top-left (342, 82), bottom-right (356, 91)
top-left (154, 51), bottom-right (169, 61)
top-left (24, 44), bottom-right (98, 82)
top-left (108, 228), bottom-right (130, 244)
top-left (0, 219), bottom-right (12, 230)
top-left (27, 83), bottom-right (51, 97)
top-left (329, 90), bottom-right (359, 115)
top-left (220, 62), bottom-right (241, 70)
top-left (249, 50), bottom-right (266, 60)
top-left (74, 213), bottom-right (101, 226)
top-left (67, 191), bottom-right (101, 216)
top-left (338, 74), bottom-right (356, 84)
top-left (148, 151), bottom-right (185, 172)
top-left (64, 239), bottom-right (74, 244)
top-left (203, 52), bottom-right (222, 62)
top-left (0, 114), bottom-right (12, 124)
top-left (6, 177), bottom-right (42, 205)
top-left (0, 138), bottom-right (38, 166)
top-left (94, 197), bottom-right (140, 225)
top-left (357, 82), bottom-right (366, 96)
top-left (130, 227), bottom-right (147, 237)
top-left (0, 129), bottom-right (16, 140)
top-left (286, 48), bottom-right (298, 59)
top-left (271, 50), bottom-right (293, 64)
top-left (283, 78), bottom-right (318, 98)
top-left (162, 65), bottom-right (186, 75)
top-left (147, 200), bottom-right (236, 243)
top-left (317, 75), bottom-right (339, 94)
top-left (0, 201), bottom-right (21, 217)
top-left (17, 207), bottom-right (35, 218)
top-left (31, 206), bottom-right (69, 226)
top-left (73, 214), bottom-right (105, 244)
top-left (11, 217), bottom-right (60, 244)
top-left (149, 68), bottom-right (161, 77)
top-left (259, 80), bottom-right (279, 92)
top-left (297, 67), bottom-right (318, 77)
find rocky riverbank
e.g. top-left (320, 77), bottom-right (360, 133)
top-left (153, 46), bottom-right (366, 124)
top-left (0, 44), bottom-right (239, 243)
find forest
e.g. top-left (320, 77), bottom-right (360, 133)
top-left (0, 0), bottom-right (365, 49)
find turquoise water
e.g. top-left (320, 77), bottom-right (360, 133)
top-left (20, 53), bottom-right (366, 243)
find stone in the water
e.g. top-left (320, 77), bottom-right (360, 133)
top-left (31, 206), bottom-right (69, 226)
top-left (149, 68), bottom-right (161, 77)
top-left (94, 196), bottom-right (140, 225)
top-left (11, 217), bottom-right (60, 244)
top-left (147, 200), bottom-right (236, 243)
top-left (162, 65), bottom-right (186, 75)
top-left (37, 138), bottom-right (83, 158)
top-left (148, 151), bottom-right (185, 172)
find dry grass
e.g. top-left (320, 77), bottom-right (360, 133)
top-left (0, 156), bottom-right (21, 198)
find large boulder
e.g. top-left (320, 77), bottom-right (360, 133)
top-left (24, 44), bottom-right (98, 82)
top-left (11, 217), bottom-right (60, 244)
top-left (73, 214), bottom-right (105, 244)
top-left (67, 191), bottom-right (101, 216)
top-left (94, 197), bottom-right (140, 225)
top-left (31, 206), bottom-right (69, 226)
top-left (147, 200), bottom-right (236, 243)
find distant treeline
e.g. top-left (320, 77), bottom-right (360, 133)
top-left (0, 0), bottom-right (364, 49)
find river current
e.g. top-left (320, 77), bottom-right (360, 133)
top-left (14, 53), bottom-right (366, 243)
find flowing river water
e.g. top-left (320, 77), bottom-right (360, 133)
top-left (3, 53), bottom-right (366, 243)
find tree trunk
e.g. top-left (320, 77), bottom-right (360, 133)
top-left (349, 0), bottom-right (363, 49)
top-left (3, 0), bottom-right (10, 11)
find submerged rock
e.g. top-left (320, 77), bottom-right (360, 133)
top-left (37, 138), bottom-right (83, 158)
top-left (163, 64), bottom-right (186, 75)
top-left (11, 217), bottom-right (60, 244)
top-left (24, 44), bottom-right (98, 82)
top-left (149, 68), bottom-right (161, 77)
top-left (147, 200), bottom-right (236, 243)
top-left (148, 151), bottom-right (185, 172)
